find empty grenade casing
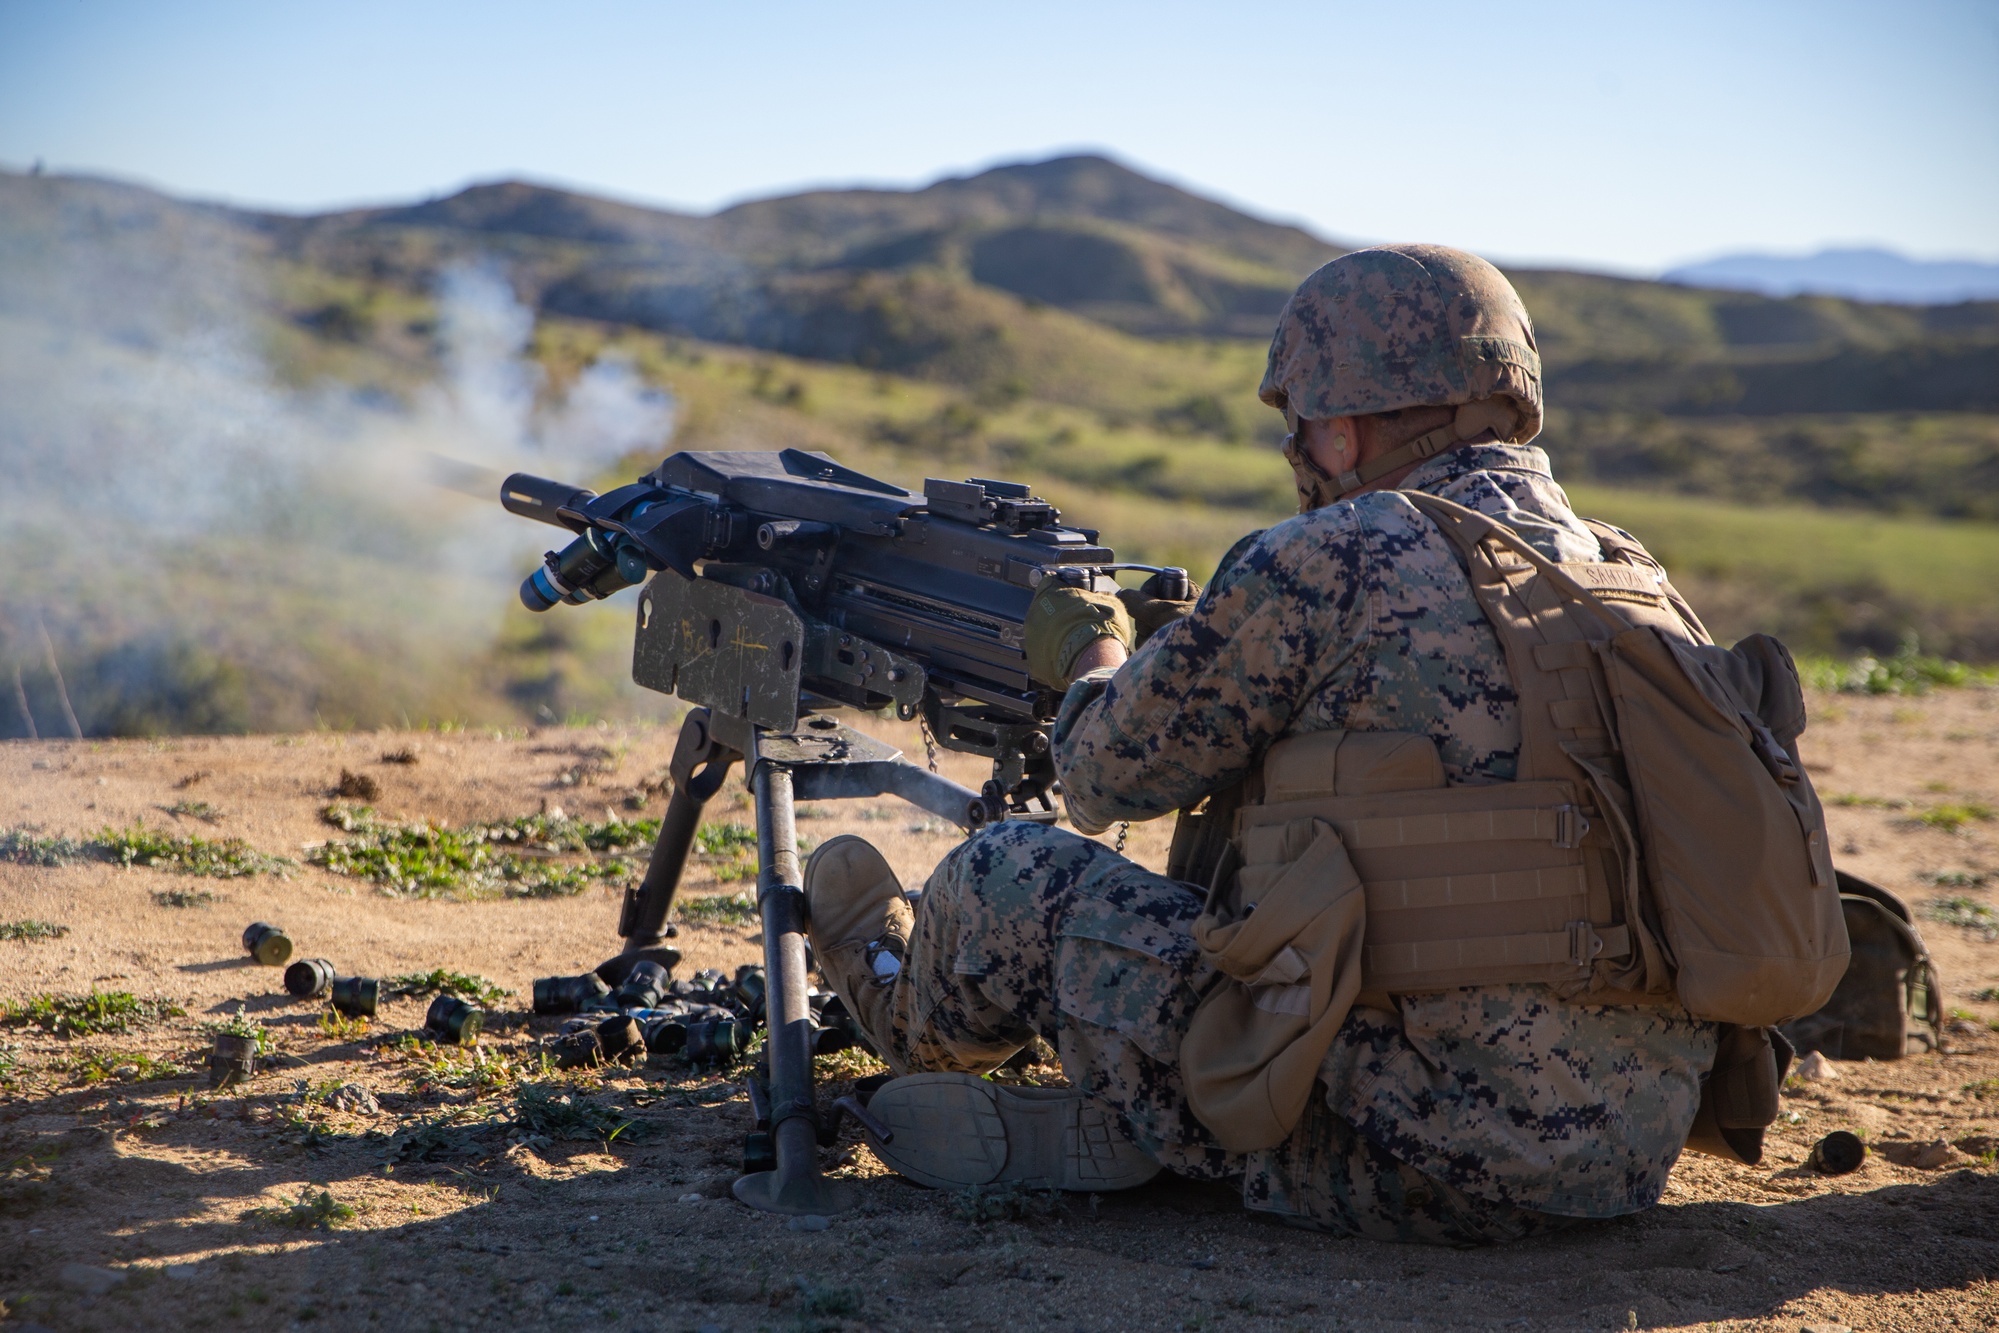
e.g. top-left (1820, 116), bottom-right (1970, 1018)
top-left (1809, 1130), bottom-right (1867, 1175)
top-left (733, 965), bottom-right (767, 1021)
top-left (425, 994), bottom-right (484, 1045)
top-left (597, 1014), bottom-right (646, 1064)
top-left (330, 975), bottom-right (379, 1017)
top-left (283, 958), bottom-right (335, 999)
top-left (532, 971), bottom-right (612, 1015)
top-left (209, 1033), bottom-right (258, 1088)
top-left (683, 1018), bottom-right (742, 1065)
top-left (242, 922), bottom-right (293, 967)
top-left (611, 959), bottom-right (670, 1011)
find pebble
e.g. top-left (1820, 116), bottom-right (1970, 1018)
top-left (788, 1214), bottom-right (831, 1232)
top-left (331, 1083), bottom-right (381, 1115)
top-left (58, 1263), bottom-right (125, 1296)
top-left (678, 1192), bottom-right (706, 1203)
top-left (164, 1263), bottom-right (200, 1281)
top-left (1794, 1051), bottom-right (1840, 1081)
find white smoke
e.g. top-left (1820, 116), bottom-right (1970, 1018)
top-left (0, 177), bottom-right (677, 736)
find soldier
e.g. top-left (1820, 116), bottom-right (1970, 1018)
top-left (804, 244), bottom-right (1720, 1244)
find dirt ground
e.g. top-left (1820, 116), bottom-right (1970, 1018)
top-left (0, 690), bottom-right (1996, 1333)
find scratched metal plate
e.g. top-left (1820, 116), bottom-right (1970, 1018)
top-left (632, 571), bottom-right (806, 731)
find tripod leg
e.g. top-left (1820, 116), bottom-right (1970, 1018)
top-left (617, 709), bottom-right (739, 951)
top-left (732, 761), bottom-right (855, 1217)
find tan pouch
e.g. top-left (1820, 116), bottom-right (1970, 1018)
top-left (1182, 817), bottom-right (1367, 1153)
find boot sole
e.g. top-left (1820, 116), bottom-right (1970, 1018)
top-left (861, 1072), bottom-right (1161, 1192)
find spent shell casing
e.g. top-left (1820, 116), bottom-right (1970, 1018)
top-left (1809, 1129), bottom-right (1867, 1175)
top-left (683, 1018), bottom-right (742, 1065)
top-left (283, 958), bottom-right (335, 999)
top-left (596, 1014), bottom-right (645, 1064)
top-left (330, 975), bottom-right (379, 1018)
top-left (209, 1032), bottom-right (258, 1089)
top-left (424, 994), bottom-right (484, 1045)
top-left (642, 1018), bottom-right (687, 1054)
top-left (242, 922), bottom-right (293, 967)
top-left (612, 959), bottom-right (670, 1011)
top-left (532, 971), bottom-right (611, 1015)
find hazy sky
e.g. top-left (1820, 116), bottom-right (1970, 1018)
top-left (2, 0), bottom-right (1994, 273)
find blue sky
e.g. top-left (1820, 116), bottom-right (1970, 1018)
top-left (2, 0), bottom-right (1994, 273)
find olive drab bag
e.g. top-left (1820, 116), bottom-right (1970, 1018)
top-left (1180, 492), bottom-right (1850, 1153)
top-left (1780, 870), bottom-right (1943, 1061)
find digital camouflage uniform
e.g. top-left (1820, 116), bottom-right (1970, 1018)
top-left (869, 442), bottom-right (1717, 1244)
top-left (852, 245), bottom-right (1716, 1245)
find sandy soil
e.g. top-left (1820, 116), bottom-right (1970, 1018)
top-left (0, 692), bottom-right (1995, 1333)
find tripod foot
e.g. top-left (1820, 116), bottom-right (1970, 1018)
top-left (731, 1166), bottom-right (858, 1217)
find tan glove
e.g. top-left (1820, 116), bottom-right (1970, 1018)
top-left (1117, 570), bottom-right (1201, 644)
top-left (1025, 579), bottom-right (1132, 690)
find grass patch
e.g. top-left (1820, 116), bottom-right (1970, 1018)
top-left (247, 1188), bottom-right (354, 1229)
top-left (162, 799), bottom-right (223, 822)
top-left (815, 1046), bottom-right (889, 1082)
top-left (1825, 793), bottom-right (1910, 810)
top-left (392, 1039), bottom-right (548, 1097)
top-left (383, 969), bottom-right (509, 1006)
top-left (0, 920), bottom-right (68, 942)
top-left (310, 806), bottom-right (640, 899)
top-left (97, 823), bottom-right (292, 877)
top-left (1918, 869), bottom-right (1991, 889)
top-left (1971, 987), bottom-right (1999, 1002)
top-left (1797, 639), bottom-right (1999, 696)
top-left (0, 991), bottom-right (183, 1037)
top-left (152, 888), bottom-right (218, 908)
top-left (677, 892), bottom-right (760, 927)
top-left (316, 1009), bottom-right (370, 1042)
top-left (1913, 803), bottom-right (1996, 832)
top-left (1926, 896), bottom-right (1999, 941)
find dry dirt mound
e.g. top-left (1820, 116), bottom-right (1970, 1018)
top-left (0, 694), bottom-right (1996, 1332)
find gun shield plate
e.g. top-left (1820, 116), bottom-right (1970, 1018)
top-left (634, 570), bottom-right (807, 730)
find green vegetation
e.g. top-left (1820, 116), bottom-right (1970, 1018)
top-left (950, 1180), bottom-right (1067, 1224)
top-left (1926, 897), bottom-right (1999, 941)
top-left (309, 806), bottom-right (639, 899)
top-left (1799, 640), bottom-right (1999, 695)
top-left (97, 823), bottom-right (293, 878)
top-left (60, 1050), bottom-right (188, 1084)
top-left (1, 991), bottom-right (183, 1037)
top-left (163, 799), bottom-right (224, 822)
top-left (0, 829), bottom-right (89, 866)
top-left (203, 1004), bottom-right (271, 1052)
top-left (152, 888), bottom-right (218, 908)
top-left (0, 920), bottom-right (68, 942)
top-left (512, 1083), bottom-right (635, 1142)
top-left (1912, 803), bottom-right (1996, 832)
top-left (383, 969), bottom-right (509, 1006)
top-left (247, 1188), bottom-right (355, 1229)
top-left (677, 892), bottom-right (760, 927)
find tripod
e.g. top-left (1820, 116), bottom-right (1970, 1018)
top-left (605, 706), bottom-right (988, 1217)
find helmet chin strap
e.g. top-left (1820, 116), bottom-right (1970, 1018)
top-left (1283, 399), bottom-right (1522, 511)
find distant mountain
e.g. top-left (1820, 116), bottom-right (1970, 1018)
top-left (1663, 248), bottom-right (1999, 305)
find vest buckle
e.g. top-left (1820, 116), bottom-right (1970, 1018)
top-left (1554, 804), bottom-right (1591, 849)
top-left (1567, 921), bottom-right (1605, 967)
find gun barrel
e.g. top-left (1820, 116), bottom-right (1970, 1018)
top-left (501, 473), bottom-right (597, 530)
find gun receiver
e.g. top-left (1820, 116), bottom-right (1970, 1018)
top-left (505, 447), bottom-right (1180, 819)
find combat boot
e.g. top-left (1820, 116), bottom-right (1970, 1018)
top-left (802, 835), bottom-right (912, 1060)
top-left (860, 1072), bottom-right (1161, 1192)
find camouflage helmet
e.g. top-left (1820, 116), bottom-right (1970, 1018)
top-left (1258, 244), bottom-right (1542, 442)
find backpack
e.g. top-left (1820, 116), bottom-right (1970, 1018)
top-left (1779, 870), bottom-right (1943, 1060)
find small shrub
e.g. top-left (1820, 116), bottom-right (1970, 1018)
top-left (335, 769), bottom-right (380, 801)
top-left (513, 1084), bottom-right (634, 1141)
top-left (163, 800), bottom-right (223, 822)
top-left (202, 1004), bottom-right (271, 1053)
top-left (316, 1009), bottom-right (369, 1042)
top-left (0, 920), bottom-right (68, 942)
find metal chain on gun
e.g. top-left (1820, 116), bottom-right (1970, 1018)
top-left (918, 712), bottom-right (940, 774)
top-left (1114, 822), bottom-right (1130, 855)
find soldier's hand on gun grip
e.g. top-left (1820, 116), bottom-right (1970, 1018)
top-left (1117, 572), bottom-right (1202, 645)
top-left (1025, 581), bottom-right (1133, 690)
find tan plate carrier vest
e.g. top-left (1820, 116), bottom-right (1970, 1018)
top-left (1180, 492), bottom-right (1848, 1153)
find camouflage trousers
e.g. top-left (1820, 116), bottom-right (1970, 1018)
top-left (864, 821), bottom-right (1584, 1247)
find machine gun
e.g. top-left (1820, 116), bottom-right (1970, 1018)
top-left (504, 448), bottom-right (1182, 1217)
